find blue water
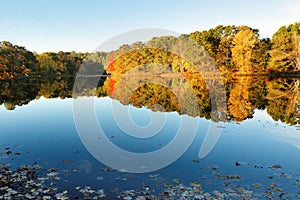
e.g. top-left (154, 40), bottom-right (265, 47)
top-left (1, 97), bottom-right (300, 198)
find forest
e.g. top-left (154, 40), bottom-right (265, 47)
top-left (0, 21), bottom-right (299, 80)
top-left (0, 21), bottom-right (300, 125)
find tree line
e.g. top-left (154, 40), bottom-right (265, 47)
top-left (1, 74), bottom-right (300, 125)
top-left (0, 21), bottom-right (299, 81)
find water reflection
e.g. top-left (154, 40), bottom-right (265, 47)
top-left (2, 76), bottom-right (300, 125)
top-left (1, 95), bottom-right (300, 198)
top-left (2, 77), bottom-right (300, 198)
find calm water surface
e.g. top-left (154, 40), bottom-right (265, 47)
top-left (1, 77), bottom-right (300, 199)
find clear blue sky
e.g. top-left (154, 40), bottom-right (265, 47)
top-left (0, 0), bottom-right (299, 53)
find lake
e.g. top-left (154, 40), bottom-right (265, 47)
top-left (1, 76), bottom-right (300, 199)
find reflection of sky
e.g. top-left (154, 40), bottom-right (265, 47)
top-left (1, 98), bottom-right (300, 156)
top-left (0, 97), bottom-right (74, 145)
top-left (217, 109), bottom-right (300, 173)
top-left (0, 97), bottom-right (77, 150)
top-left (1, 97), bottom-right (300, 156)
top-left (94, 97), bottom-right (193, 153)
top-left (252, 109), bottom-right (300, 151)
top-left (1, 98), bottom-right (300, 194)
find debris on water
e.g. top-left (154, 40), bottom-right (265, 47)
top-left (190, 181), bottom-right (201, 187)
top-left (268, 165), bottom-right (282, 170)
top-left (162, 191), bottom-right (169, 197)
top-left (164, 183), bottom-right (171, 187)
top-left (98, 193), bottom-right (106, 198)
top-left (254, 165), bottom-right (263, 169)
top-left (280, 172), bottom-right (287, 178)
top-left (72, 168), bottom-right (80, 172)
top-left (116, 177), bottom-right (128, 181)
top-left (74, 185), bottom-right (106, 199)
top-left (267, 182), bottom-right (285, 195)
top-left (0, 160), bottom-right (297, 200)
top-left (49, 168), bottom-right (57, 172)
top-left (224, 175), bottom-right (242, 180)
top-left (101, 167), bottom-right (116, 172)
top-left (292, 179), bottom-right (300, 187)
top-left (135, 196), bottom-right (146, 200)
top-left (1, 147), bottom-right (300, 200)
top-left (172, 179), bottom-right (180, 184)
top-left (224, 182), bottom-right (231, 186)
top-left (55, 190), bottom-right (68, 200)
top-left (141, 183), bottom-right (149, 189)
top-left (193, 186), bottom-right (202, 194)
top-left (149, 174), bottom-right (159, 178)
top-left (75, 186), bottom-right (81, 190)
top-left (47, 171), bottom-right (60, 180)
top-left (62, 160), bottom-right (72, 164)
top-left (252, 183), bottom-right (262, 188)
top-left (210, 165), bottom-right (218, 170)
top-left (215, 173), bottom-right (243, 181)
top-left (0, 164), bottom-right (66, 199)
top-left (234, 185), bottom-right (245, 191)
top-left (248, 162), bottom-right (263, 169)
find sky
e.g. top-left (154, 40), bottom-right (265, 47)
top-left (0, 0), bottom-right (299, 53)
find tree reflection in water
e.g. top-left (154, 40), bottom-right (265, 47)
top-left (2, 75), bottom-right (300, 125)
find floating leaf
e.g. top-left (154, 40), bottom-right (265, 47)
top-left (252, 183), bottom-right (262, 188)
top-left (268, 165), bottom-right (282, 170)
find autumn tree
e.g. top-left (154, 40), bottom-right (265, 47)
top-left (189, 25), bottom-right (239, 73)
top-left (231, 26), bottom-right (259, 73)
top-left (266, 78), bottom-right (300, 125)
top-left (269, 22), bottom-right (300, 72)
top-left (35, 51), bottom-right (86, 75)
top-left (251, 38), bottom-right (271, 72)
top-left (0, 41), bottom-right (37, 80)
top-left (228, 77), bottom-right (254, 121)
top-left (36, 53), bottom-right (58, 74)
top-left (0, 76), bottom-right (39, 110)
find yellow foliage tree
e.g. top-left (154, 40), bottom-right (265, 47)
top-left (228, 77), bottom-right (253, 121)
top-left (36, 53), bottom-right (58, 74)
top-left (232, 26), bottom-right (259, 73)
